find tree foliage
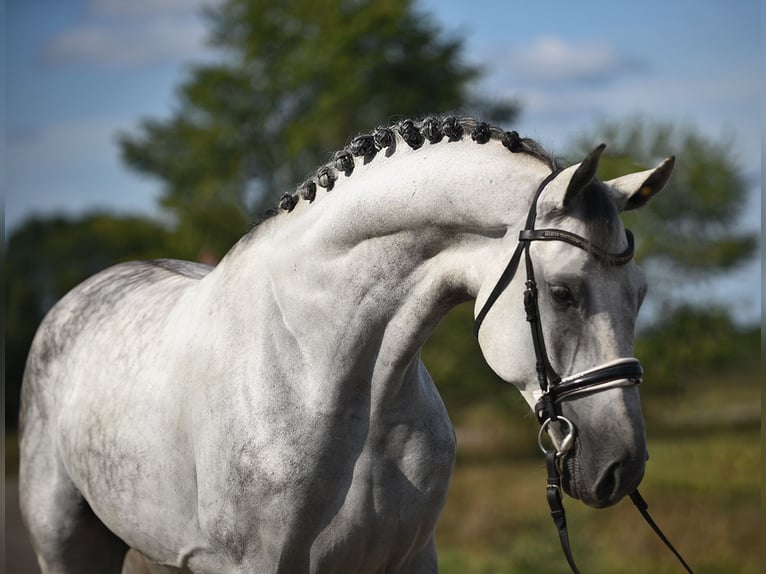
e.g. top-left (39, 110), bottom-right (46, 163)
top-left (634, 304), bottom-right (760, 394)
top-left (118, 0), bottom-right (516, 259)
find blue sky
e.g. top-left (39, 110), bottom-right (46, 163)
top-left (3, 0), bottom-right (762, 321)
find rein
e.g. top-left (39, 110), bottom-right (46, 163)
top-left (474, 170), bottom-right (695, 573)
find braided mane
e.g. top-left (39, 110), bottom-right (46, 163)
top-left (264, 115), bottom-right (558, 219)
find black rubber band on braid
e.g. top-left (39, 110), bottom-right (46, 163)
top-left (279, 193), bottom-right (298, 212)
top-left (299, 181), bottom-right (317, 202)
top-left (334, 150), bottom-right (354, 174)
top-left (316, 166), bottom-right (336, 190)
top-left (350, 134), bottom-right (377, 158)
top-left (441, 116), bottom-right (464, 141)
top-left (471, 121), bottom-right (491, 144)
top-left (502, 130), bottom-right (523, 152)
top-left (373, 127), bottom-right (394, 150)
top-left (422, 116), bottom-right (443, 144)
top-left (398, 119), bottom-right (424, 149)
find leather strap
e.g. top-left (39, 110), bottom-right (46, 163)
top-left (630, 490), bottom-right (696, 573)
top-left (544, 465), bottom-right (697, 574)
top-left (523, 244), bottom-right (564, 423)
top-left (546, 452), bottom-right (580, 574)
top-left (540, 359), bottom-right (643, 413)
top-left (519, 228), bottom-right (635, 265)
top-left (473, 240), bottom-right (526, 339)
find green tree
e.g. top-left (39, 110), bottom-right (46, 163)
top-left (634, 304), bottom-right (760, 394)
top-left (118, 0), bottom-right (517, 260)
top-left (570, 118), bottom-right (757, 313)
top-left (4, 214), bottom-right (172, 429)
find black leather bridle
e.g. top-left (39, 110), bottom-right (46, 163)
top-left (474, 169), bottom-right (643, 422)
top-left (474, 169), bottom-right (695, 574)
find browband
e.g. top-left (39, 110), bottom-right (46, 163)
top-left (519, 228), bottom-right (635, 266)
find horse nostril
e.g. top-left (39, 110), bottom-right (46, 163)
top-left (596, 464), bottom-right (619, 502)
top-left (596, 459), bottom-right (646, 506)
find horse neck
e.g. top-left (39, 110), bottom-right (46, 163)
top-left (210, 140), bottom-right (548, 397)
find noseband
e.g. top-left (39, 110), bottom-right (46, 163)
top-left (473, 169), bottom-right (695, 574)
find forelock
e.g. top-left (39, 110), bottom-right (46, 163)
top-left (577, 181), bottom-right (624, 250)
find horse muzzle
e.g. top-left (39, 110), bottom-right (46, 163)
top-left (561, 444), bottom-right (647, 508)
top-left (536, 358), bottom-right (647, 508)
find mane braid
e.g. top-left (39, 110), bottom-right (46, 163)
top-left (267, 115), bottom-right (558, 219)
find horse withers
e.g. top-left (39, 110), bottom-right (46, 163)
top-left (19, 117), bottom-right (673, 573)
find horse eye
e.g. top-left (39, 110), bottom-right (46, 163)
top-left (550, 284), bottom-right (574, 306)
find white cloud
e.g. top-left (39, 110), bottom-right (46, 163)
top-left (499, 36), bottom-right (640, 87)
top-left (42, 0), bottom-right (223, 68)
top-left (8, 117), bottom-right (124, 172)
top-left (88, 0), bottom-right (212, 18)
top-left (45, 19), bottom-right (207, 68)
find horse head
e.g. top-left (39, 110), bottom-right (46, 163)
top-left (475, 147), bottom-right (675, 508)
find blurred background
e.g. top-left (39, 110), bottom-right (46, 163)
top-left (4, 0), bottom-right (761, 572)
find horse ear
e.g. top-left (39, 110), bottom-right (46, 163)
top-left (606, 156), bottom-right (676, 211)
top-left (560, 144), bottom-right (607, 208)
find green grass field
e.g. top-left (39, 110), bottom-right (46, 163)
top-left (435, 370), bottom-right (761, 574)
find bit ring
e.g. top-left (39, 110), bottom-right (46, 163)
top-left (538, 416), bottom-right (575, 457)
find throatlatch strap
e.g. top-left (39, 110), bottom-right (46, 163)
top-left (473, 241), bottom-right (525, 338)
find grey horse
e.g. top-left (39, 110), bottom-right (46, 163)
top-left (20, 117), bottom-right (673, 573)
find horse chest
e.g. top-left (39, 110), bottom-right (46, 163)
top-left (193, 376), bottom-right (456, 571)
top-left (311, 416), bottom-right (456, 571)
